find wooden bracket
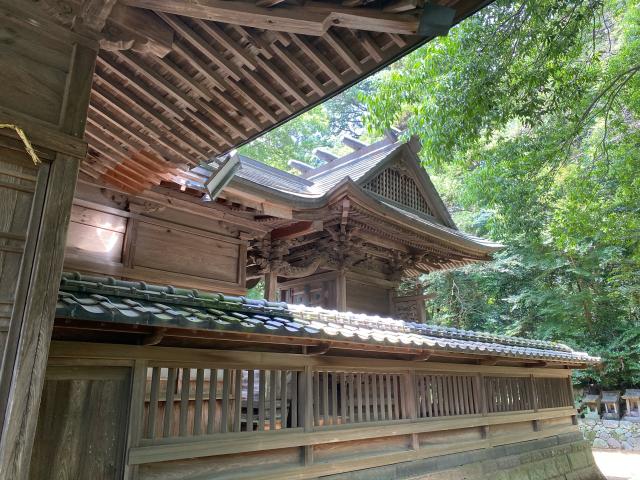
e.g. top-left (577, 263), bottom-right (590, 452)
top-left (142, 327), bottom-right (167, 346)
top-left (411, 351), bottom-right (431, 361)
top-left (306, 343), bottom-right (331, 356)
top-left (479, 357), bottom-right (498, 366)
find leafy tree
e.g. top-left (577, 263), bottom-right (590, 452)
top-left (364, 0), bottom-right (640, 388)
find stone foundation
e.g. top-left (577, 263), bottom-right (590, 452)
top-left (579, 418), bottom-right (640, 451)
top-left (320, 432), bottom-right (604, 480)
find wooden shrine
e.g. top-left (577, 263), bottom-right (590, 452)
top-left (0, 1), bottom-right (605, 479)
top-left (601, 391), bottom-right (621, 420)
top-left (622, 389), bottom-right (640, 422)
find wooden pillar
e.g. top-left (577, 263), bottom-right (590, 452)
top-left (0, 3), bottom-right (98, 478)
top-left (336, 270), bottom-right (347, 312)
top-left (265, 271), bottom-right (279, 302)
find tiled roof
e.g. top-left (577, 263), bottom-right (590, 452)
top-left (379, 200), bottom-right (503, 250)
top-left (56, 273), bottom-right (599, 365)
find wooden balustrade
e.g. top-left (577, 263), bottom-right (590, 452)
top-left (46, 342), bottom-right (579, 476)
top-left (143, 367), bottom-right (302, 439)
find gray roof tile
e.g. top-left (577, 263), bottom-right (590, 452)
top-left (56, 272), bottom-right (599, 365)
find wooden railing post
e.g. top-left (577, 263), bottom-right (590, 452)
top-left (477, 374), bottom-right (489, 439)
top-left (404, 370), bottom-right (419, 450)
top-left (302, 365), bottom-right (314, 465)
top-left (530, 374), bottom-right (541, 431)
top-left (125, 360), bottom-right (148, 480)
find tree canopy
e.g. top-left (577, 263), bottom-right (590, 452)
top-left (242, 0), bottom-right (640, 388)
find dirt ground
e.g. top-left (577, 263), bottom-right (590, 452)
top-left (593, 450), bottom-right (640, 480)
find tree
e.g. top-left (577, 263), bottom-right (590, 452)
top-left (364, 0), bottom-right (640, 388)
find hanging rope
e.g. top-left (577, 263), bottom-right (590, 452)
top-left (0, 124), bottom-right (41, 165)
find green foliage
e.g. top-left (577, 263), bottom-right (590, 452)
top-left (365, 0), bottom-right (640, 388)
top-left (238, 79), bottom-right (376, 171)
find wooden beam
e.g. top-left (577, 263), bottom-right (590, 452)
top-left (383, 0), bottom-right (420, 13)
top-left (124, 0), bottom-right (421, 36)
top-left (323, 30), bottom-right (363, 74)
top-left (77, 0), bottom-right (118, 32)
top-left (288, 34), bottom-right (343, 86)
top-left (271, 221), bottom-right (324, 241)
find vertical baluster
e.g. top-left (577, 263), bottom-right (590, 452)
top-left (234, 369), bottom-right (242, 432)
top-left (281, 370), bottom-right (288, 429)
top-left (221, 369), bottom-right (230, 433)
top-left (378, 374), bottom-right (386, 421)
top-left (371, 374), bottom-right (378, 421)
top-left (270, 370), bottom-right (277, 430)
top-left (348, 374), bottom-right (355, 423)
top-left (247, 370), bottom-right (255, 432)
top-left (313, 371), bottom-right (320, 426)
top-left (207, 369), bottom-right (218, 434)
top-left (258, 370), bottom-right (266, 431)
top-left (340, 372), bottom-right (347, 424)
top-left (356, 373), bottom-right (363, 422)
top-left (332, 372), bottom-right (338, 425)
top-left (193, 369), bottom-right (204, 435)
top-left (323, 371), bottom-right (329, 426)
top-left (385, 374), bottom-right (393, 420)
top-left (398, 374), bottom-right (407, 419)
top-left (147, 367), bottom-right (160, 439)
top-left (179, 368), bottom-right (190, 436)
top-left (163, 368), bottom-right (177, 437)
top-left (364, 374), bottom-right (370, 422)
top-left (426, 376), bottom-right (433, 418)
top-left (291, 371), bottom-right (298, 428)
top-left (437, 376), bottom-right (446, 417)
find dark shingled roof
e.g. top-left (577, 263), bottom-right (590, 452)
top-left (56, 273), bottom-right (599, 365)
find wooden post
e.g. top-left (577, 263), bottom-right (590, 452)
top-left (125, 360), bottom-right (148, 480)
top-left (302, 365), bottom-right (314, 466)
top-left (336, 270), bottom-right (347, 312)
top-left (0, 3), bottom-right (98, 477)
top-left (265, 271), bottom-right (278, 302)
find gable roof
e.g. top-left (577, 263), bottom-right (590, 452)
top-left (55, 272), bottom-right (599, 366)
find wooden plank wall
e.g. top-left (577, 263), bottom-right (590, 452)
top-left (0, 2), bottom-right (99, 476)
top-left (0, 148), bottom-right (39, 359)
top-left (63, 198), bottom-right (249, 295)
top-left (29, 366), bottom-right (132, 480)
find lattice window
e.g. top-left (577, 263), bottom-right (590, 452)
top-left (312, 371), bottom-right (409, 426)
top-left (484, 376), bottom-right (533, 413)
top-left (534, 377), bottom-right (573, 409)
top-left (363, 168), bottom-right (434, 216)
top-left (415, 374), bottom-right (480, 418)
top-left (143, 367), bottom-right (301, 439)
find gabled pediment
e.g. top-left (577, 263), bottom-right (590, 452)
top-left (358, 146), bottom-right (456, 229)
top-left (362, 166), bottom-right (436, 217)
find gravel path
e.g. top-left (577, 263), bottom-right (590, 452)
top-left (593, 450), bottom-right (640, 480)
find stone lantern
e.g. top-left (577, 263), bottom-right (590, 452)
top-left (601, 391), bottom-right (621, 420)
top-left (582, 394), bottom-right (601, 420)
top-left (622, 389), bottom-right (640, 422)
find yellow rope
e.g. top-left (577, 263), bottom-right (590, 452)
top-left (0, 124), bottom-right (41, 165)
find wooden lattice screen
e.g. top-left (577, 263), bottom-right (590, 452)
top-left (534, 377), bottom-right (574, 409)
top-left (143, 367), bottom-right (301, 439)
top-left (312, 371), bottom-right (409, 427)
top-left (483, 376), bottom-right (533, 413)
top-left (362, 168), bottom-right (434, 216)
top-left (141, 366), bottom-right (574, 441)
top-left (415, 374), bottom-right (480, 418)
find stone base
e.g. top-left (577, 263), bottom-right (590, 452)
top-left (320, 432), bottom-right (604, 480)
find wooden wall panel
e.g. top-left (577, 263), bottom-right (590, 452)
top-left (29, 366), bottom-right (132, 480)
top-left (65, 205), bottom-right (126, 264)
top-left (133, 221), bottom-right (241, 284)
top-left (0, 148), bottom-right (38, 361)
top-left (346, 279), bottom-right (391, 316)
top-left (0, 4), bottom-right (98, 475)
